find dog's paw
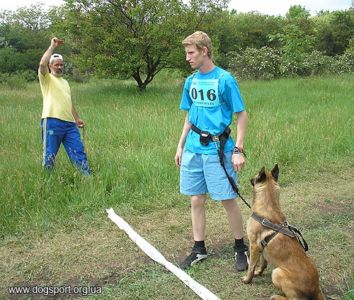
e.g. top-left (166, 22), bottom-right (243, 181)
top-left (254, 270), bottom-right (263, 277)
top-left (242, 276), bottom-right (252, 284)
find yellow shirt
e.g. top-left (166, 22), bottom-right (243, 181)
top-left (38, 71), bottom-right (75, 122)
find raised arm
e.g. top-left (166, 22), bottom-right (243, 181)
top-left (39, 37), bottom-right (64, 75)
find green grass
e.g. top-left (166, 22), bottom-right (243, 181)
top-left (0, 73), bottom-right (353, 299)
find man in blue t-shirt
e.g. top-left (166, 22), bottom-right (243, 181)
top-left (175, 31), bottom-right (249, 271)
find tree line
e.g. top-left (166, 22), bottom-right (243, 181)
top-left (0, 0), bottom-right (353, 89)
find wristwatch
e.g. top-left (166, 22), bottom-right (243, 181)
top-left (233, 146), bottom-right (245, 156)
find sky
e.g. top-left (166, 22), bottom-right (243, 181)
top-left (0, 0), bottom-right (352, 16)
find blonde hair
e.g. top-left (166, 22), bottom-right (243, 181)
top-left (182, 31), bottom-right (213, 58)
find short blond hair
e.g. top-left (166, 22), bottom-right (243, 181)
top-left (182, 31), bottom-right (213, 58)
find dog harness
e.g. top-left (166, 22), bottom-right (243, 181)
top-left (251, 212), bottom-right (309, 251)
top-left (191, 124), bottom-right (251, 208)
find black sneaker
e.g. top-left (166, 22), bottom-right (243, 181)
top-left (180, 246), bottom-right (207, 270)
top-left (234, 245), bottom-right (249, 272)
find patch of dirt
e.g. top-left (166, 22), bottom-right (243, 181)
top-left (317, 204), bottom-right (342, 215)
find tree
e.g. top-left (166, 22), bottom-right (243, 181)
top-left (0, 4), bottom-right (51, 74)
top-left (286, 5), bottom-right (310, 19)
top-left (222, 12), bottom-right (283, 51)
top-left (330, 10), bottom-right (354, 55)
top-left (270, 24), bottom-right (315, 76)
top-left (54, 0), bottom-right (227, 90)
top-left (193, 11), bottom-right (283, 69)
top-left (268, 5), bottom-right (315, 76)
top-left (315, 9), bottom-right (354, 56)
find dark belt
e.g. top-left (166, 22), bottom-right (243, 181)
top-left (190, 124), bottom-right (251, 209)
top-left (191, 124), bottom-right (230, 146)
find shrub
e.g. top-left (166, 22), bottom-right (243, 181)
top-left (330, 52), bottom-right (354, 74)
top-left (279, 58), bottom-right (302, 77)
top-left (302, 50), bottom-right (334, 76)
top-left (20, 70), bottom-right (38, 82)
top-left (68, 68), bottom-right (90, 83)
top-left (228, 49), bottom-right (353, 80)
top-left (228, 47), bottom-right (281, 80)
top-left (0, 73), bottom-right (27, 89)
top-left (345, 38), bottom-right (354, 57)
top-left (0, 71), bottom-right (36, 89)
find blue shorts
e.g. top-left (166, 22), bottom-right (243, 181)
top-left (180, 149), bottom-right (238, 201)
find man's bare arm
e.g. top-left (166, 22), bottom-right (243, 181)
top-left (39, 37), bottom-right (64, 75)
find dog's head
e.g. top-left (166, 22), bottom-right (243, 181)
top-left (251, 164), bottom-right (279, 187)
top-left (250, 164), bottom-right (280, 207)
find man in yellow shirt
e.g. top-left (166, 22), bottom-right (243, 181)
top-left (39, 37), bottom-right (90, 175)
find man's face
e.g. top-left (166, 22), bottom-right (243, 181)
top-left (50, 59), bottom-right (64, 77)
top-left (184, 45), bottom-right (207, 70)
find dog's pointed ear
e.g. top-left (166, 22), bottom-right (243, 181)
top-left (271, 164), bottom-right (279, 181)
top-left (258, 167), bottom-right (267, 183)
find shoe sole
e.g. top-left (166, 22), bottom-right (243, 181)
top-left (190, 254), bottom-right (208, 266)
top-left (180, 254), bottom-right (208, 269)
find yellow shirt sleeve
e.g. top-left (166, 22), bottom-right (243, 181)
top-left (39, 70), bottom-right (75, 122)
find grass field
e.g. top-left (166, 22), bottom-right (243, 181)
top-left (0, 73), bottom-right (353, 299)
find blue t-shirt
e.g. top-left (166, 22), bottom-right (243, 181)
top-left (180, 66), bottom-right (245, 154)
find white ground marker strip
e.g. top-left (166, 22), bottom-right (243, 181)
top-left (106, 208), bottom-right (220, 300)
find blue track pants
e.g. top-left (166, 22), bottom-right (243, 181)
top-left (41, 118), bottom-right (91, 175)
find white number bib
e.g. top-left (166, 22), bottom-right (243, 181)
top-left (189, 78), bottom-right (220, 107)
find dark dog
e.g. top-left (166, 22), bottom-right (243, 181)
top-left (243, 164), bottom-right (323, 300)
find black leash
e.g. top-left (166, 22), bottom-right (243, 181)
top-left (190, 124), bottom-right (308, 251)
top-left (219, 157), bottom-right (251, 209)
top-left (191, 124), bottom-right (251, 209)
top-left (288, 224), bottom-right (309, 251)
